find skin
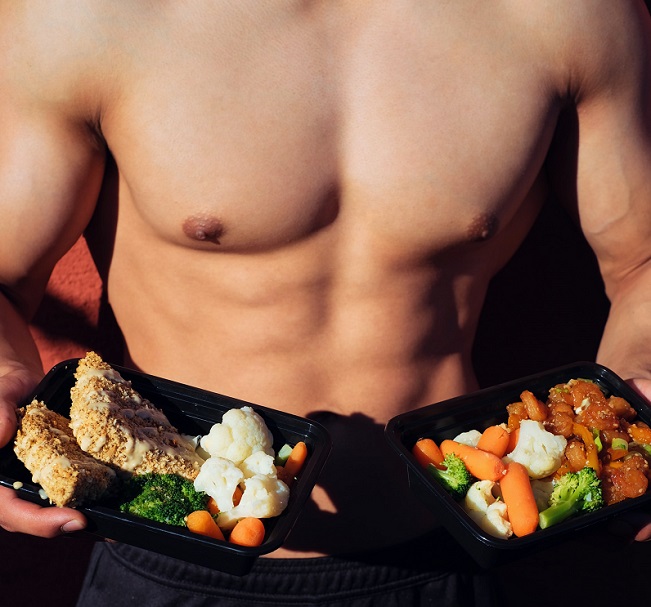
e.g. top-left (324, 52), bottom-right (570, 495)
top-left (1, 0), bottom-right (651, 557)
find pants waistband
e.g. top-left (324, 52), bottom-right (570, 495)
top-left (104, 528), bottom-right (480, 598)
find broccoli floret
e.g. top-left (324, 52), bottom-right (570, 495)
top-left (427, 454), bottom-right (473, 499)
top-left (538, 467), bottom-right (604, 529)
top-left (118, 473), bottom-right (209, 526)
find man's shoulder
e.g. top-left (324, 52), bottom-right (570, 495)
top-left (507, 0), bottom-right (650, 98)
top-left (0, 0), bottom-right (111, 44)
top-left (0, 0), bottom-right (141, 114)
top-left (505, 0), bottom-right (645, 49)
top-left (507, 0), bottom-right (644, 29)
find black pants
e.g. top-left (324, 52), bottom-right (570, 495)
top-left (76, 531), bottom-right (500, 607)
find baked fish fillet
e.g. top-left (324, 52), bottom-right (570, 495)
top-left (69, 352), bottom-right (204, 480)
top-left (14, 400), bottom-right (116, 507)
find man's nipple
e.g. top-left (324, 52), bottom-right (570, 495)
top-left (466, 212), bottom-right (499, 242)
top-left (182, 214), bottom-right (225, 244)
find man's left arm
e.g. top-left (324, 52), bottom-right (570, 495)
top-left (549, 3), bottom-right (651, 379)
top-left (547, 1), bottom-right (651, 539)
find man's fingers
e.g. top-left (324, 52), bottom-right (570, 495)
top-left (625, 511), bottom-right (651, 541)
top-left (0, 405), bottom-right (17, 448)
top-left (0, 486), bottom-right (86, 538)
top-left (0, 362), bottom-right (41, 448)
top-left (626, 378), bottom-right (651, 405)
top-left (605, 508), bottom-right (651, 542)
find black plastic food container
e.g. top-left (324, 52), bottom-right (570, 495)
top-left (0, 359), bottom-right (331, 576)
top-left (385, 361), bottom-right (651, 568)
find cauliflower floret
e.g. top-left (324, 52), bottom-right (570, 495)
top-left (193, 456), bottom-right (244, 512)
top-left (503, 419), bottom-right (567, 479)
top-left (240, 451), bottom-right (278, 479)
top-left (200, 406), bottom-right (274, 464)
top-left (464, 480), bottom-right (502, 512)
top-left (481, 501), bottom-right (513, 539)
top-left (531, 478), bottom-right (555, 511)
top-left (453, 429), bottom-right (482, 447)
top-left (464, 480), bottom-right (512, 539)
top-left (193, 407), bottom-right (291, 530)
top-left (216, 474), bottom-right (290, 530)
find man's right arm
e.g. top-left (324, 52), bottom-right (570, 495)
top-left (0, 5), bottom-right (107, 535)
top-left (0, 290), bottom-right (88, 537)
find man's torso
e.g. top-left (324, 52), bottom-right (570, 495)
top-left (88, 0), bottom-right (564, 408)
top-left (7, 0), bottom-right (590, 555)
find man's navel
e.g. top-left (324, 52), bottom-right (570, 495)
top-left (182, 214), bottom-right (225, 244)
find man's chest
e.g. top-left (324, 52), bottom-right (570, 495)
top-left (99, 2), bottom-right (562, 257)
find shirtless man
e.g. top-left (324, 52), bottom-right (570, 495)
top-left (1, 1), bottom-right (651, 605)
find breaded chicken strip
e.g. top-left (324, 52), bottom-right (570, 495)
top-left (14, 400), bottom-right (116, 507)
top-left (69, 352), bottom-right (204, 480)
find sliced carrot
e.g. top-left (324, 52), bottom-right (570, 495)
top-left (412, 438), bottom-right (445, 470)
top-left (186, 510), bottom-right (225, 541)
top-left (607, 447), bottom-right (628, 461)
top-left (283, 441), bottom-right (308, 478)
top-left (440, 439), bottom-right (506, 481)
top-left (229, 517), bottom-right (266, 547)
top-left (553, 460), bottom-right (572, 480)
top-left (500, 462), bottom-right (539, 537)
top-left (607, 460), bottom-right (625, 469)
top-left (572, 423), bottom-right (600, 473)
top-left (477, 425), bottom-right (511, 458)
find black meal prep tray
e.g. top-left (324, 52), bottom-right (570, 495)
top-left (0, 358), bottom-right (332, 576)
top-left (385, 361), bottom-right (651, 568)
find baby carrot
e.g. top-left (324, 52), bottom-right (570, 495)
top-left (207, 497), bottom-right (220, 516)
top-left (412, 438), bottom-right (445, 470)
top-left (207, 485), bottom-right (243, 515)
top-left (500, 462), bottom-right (539, 537)
top-left (277, 441), bottom-right (309, 485)
top-left (229, 517), bottom-right (266, 547)
top-left (477, 425), bottom-right (511, 458)
top-left (440, 439), bottom-right (506, 481)
top-left (186, 510), bottom-right (225, 541)
top-left (283, 441), bottom-right (308, 478)
top-left (507, 427), bottom-right (520, 454)
top-left (233, 485), bottom-right (243, 507)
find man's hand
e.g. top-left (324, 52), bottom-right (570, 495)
top-left (0, 361), bottom-right (87, 537)
top-left (626, 377), bottom-right (651, 405)
top-left (0, 361), bottom-right (38, 448)
top-left (0, 486), bottom-right (86, 536)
